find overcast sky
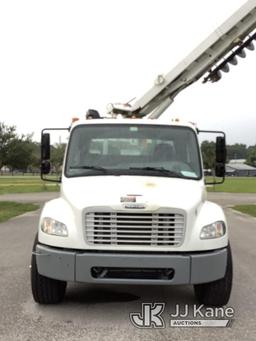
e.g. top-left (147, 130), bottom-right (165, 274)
top-left (0, 0), bottom-right (255, 145)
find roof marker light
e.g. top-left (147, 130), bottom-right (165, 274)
top-left (72, 117), bottom-right (79, 124)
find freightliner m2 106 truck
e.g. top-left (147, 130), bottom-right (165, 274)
top-left (31, 0), bottom-right (256, 306)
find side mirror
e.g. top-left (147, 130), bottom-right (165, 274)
top-left (41, 160), bottom-right (51, 175)
top-left (41, 133), bottom-right (50, 160)
top-left (216, 136), bottom-right (226, 164)
top-left (215, 136), bottom-right (226, 178)
top-left (41, 133), bottom-right (51, 175)
top-left (40, 127), bottom-right (69, 183)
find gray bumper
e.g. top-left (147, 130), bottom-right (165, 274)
top-left (35, 244), bottom-right (227, 285)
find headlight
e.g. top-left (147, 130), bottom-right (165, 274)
top-left (200, 221), bottom-right (226, 239)
top-left (41, 217), bottom-right (68, 237)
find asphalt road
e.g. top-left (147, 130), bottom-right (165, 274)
top-left (0, 192), bottom-right (256, 341)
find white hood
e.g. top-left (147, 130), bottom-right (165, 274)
top-left (61, 175), bottom-right (206, 212)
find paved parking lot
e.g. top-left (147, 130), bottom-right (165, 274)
top-left (0, 192), bottom-right (255, 341)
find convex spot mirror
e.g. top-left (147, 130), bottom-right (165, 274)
top-left (41, 160), bottom-right (51, 175)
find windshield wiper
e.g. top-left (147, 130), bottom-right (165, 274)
top-left (69, 165), bottom-right (108, 172)
top-left (129, 167), bottom-right (184, 178)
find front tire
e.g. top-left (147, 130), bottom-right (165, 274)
top-left (194, 244), bottom-right (233, 307)
top-left (30, 234), bottom-right (67, 304)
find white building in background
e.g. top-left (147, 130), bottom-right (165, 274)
top-left (229, 159), bottom-right (246, 164)
top-left (226, 162), bottom-right (256, 176)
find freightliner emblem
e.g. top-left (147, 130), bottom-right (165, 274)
top-left (120, 195), bottom-right (145, 209)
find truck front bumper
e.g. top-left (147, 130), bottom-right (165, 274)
top-left (35, 244), bottom-right (227, 285)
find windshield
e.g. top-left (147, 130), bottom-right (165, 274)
top-left (65, 124), bottom-right (202, 179)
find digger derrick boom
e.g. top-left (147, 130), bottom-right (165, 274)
top-left (112, 0), bottom-right (256, 119)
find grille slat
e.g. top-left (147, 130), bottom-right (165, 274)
top-left (86, 230), bottom-right (184, 234)
top-left (85, 211), bottom-right (185, 246)
top-left (87, 231), bottom-right (182, 236)
top-left (86, 220), bottom-right (182, 224)
top-left (86, 216), bottom-right (184, 221)
top-left (86, 225), bottom-right (184, 230)
top-left (87, 239), bottom-right (182, 245)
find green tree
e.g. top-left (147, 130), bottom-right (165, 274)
top-left (51, 143), bottom-right (66, 173)
top-left (201, 140), bottom-right (216, 169)
top-left (0, 122), bottom-right (16, 169)
top-left (226, 143), bottom-right (247, 161)
top-left (5, 135), bottom-right (35, 173)
top-left (246, 145), bottom-right (256, 166)
top-left (28, 141), bottom-right (40, 173)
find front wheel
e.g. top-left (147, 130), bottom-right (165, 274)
top-left (30, 234), bottom-right (67, 304)
top-left (194, 244), bottom-right (233, 307)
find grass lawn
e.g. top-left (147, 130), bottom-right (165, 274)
top-left (207, 177), bottom-right (256, 193)
top-left (233, 205), bottom-right (256, 217)
top-left (0, 175), bottom-right (60, 194)
top-left (0, 201), bottom-right (40, 223)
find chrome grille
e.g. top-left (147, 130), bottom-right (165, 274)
top-left (85, 211), bottom-right (185, 246)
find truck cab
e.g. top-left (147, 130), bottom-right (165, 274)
top-left (31, 117), bottom-right (231, 306)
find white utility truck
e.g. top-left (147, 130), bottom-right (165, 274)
top-left (31, 0), bottom-right (256, 306)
